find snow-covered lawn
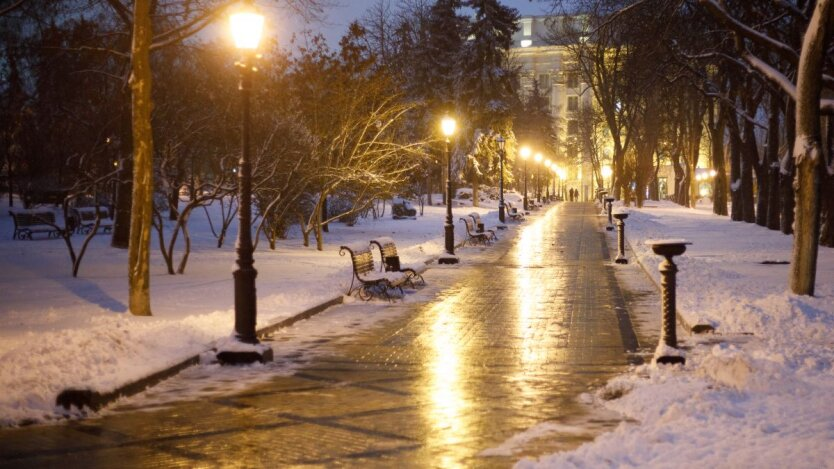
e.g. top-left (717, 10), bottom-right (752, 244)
top-left (520, 200), bottom-right (834, 468)
top-left (0, 191), bottom-right (520, 426)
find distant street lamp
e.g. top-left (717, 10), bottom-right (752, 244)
top-left (520, 146), bottom-right (531, 210)
top-left (601, 164), bottom-right (613, 193)
top-left (439, 116), bottom-right (459, 265)
top-left (534, 152), bottom-right (543, 202)
top-left (217, 1), bottom-right (272, 365)
top-left (496, 135), bottom-right (506, 223)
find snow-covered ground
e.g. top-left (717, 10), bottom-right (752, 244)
top-left (519, 200), bottom-right (834, 468)
top-left (0, 190), bottom-right (519, 426)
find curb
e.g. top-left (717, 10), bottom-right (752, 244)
top-left (56, 295), bottom-right (345, 412)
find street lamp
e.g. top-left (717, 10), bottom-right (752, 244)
top-left (496, 135), bottom-right (506, 223)
top-left (601, 164), bottom-right (613, 193)
top-left (534, 152), bottom-right (543, 202)
top-left (217, 1), bottom-right (272, 365)
top-left (439, 116), bottom-right (459, 265)
top-left (520, 146), bottom-right (531, 211)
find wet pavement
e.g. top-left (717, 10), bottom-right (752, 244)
top-left (0, 202), bottom-right (641, 468)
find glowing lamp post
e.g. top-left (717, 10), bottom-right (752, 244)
top-left (496, 135), bottom-right (506, 224)
top-left (217, 2), bottom-right (272, 365)
top-left (439, 116), bottom-right (459, 265)
top-left (520, 146), bottom-right (531, 211)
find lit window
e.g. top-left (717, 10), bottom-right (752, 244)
top-left (522, 18), bottom-right (532, 36)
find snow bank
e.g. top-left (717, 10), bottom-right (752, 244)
top-left (518, 200), bottom-right (834, 467)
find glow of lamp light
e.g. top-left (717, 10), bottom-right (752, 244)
top-left (441, 116), bottom-right (456, 137)
top-left (230, 5), bottom-right (265, 50)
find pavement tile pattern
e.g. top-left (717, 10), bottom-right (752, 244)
top-left (0, 202), bottom-right (639, 468)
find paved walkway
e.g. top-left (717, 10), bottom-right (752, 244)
top-left (0, 202), bottom-right (639, 467)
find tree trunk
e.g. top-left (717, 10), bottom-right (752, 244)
top-left (168, 187), bottom-right (178, 221)
top-left (782, 101), bottom-right (796, 235)
top-left (729, 115), bottom-right (743, 221)
top-left (819, 116), bottom-right (834, 247)
top-left (766, 95), bottom-right (782, 230)
top-left (321, 195), bottom-right (329, 233)
top-left (741, 118), bottom-right (757, 223)
top-left (710, 101), bottom-right (728, 215)
top-left (111, 156), bottom-right (132, 248)
top-left (789, 0), bottom-right (832, 296)
top-left (471, 171), bottom-right (479, 207)
top-left (6, 159), bottom-right (12, 207)
top-left (127, 0), bottom-right (154, 316)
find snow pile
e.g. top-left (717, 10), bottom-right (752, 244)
top-left (519, 201), bottom-right (834, 467)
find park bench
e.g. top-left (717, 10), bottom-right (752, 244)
top-left (468, 212), bottom-right (498, 240)
top-left (72, 207), bottom-right (113, 235)
top-left (459, 216), bottom-right (492, 247)
top-left (9, 211), bottom-right (63, 240)
top-left (370, 237), bottom-right (426, 288)
top-left (505, 201), bottom-right (525, 221)
top-left (339, 243), bottom-right (407, 301)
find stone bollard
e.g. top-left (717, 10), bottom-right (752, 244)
top-left (597, 190), bottom-right (607, 206)
top-left (646, 239), bottom-right (691, 365)
top-left (604, 196), bottom-right (615, 231)
top-left (613, 211), bottom-right (628, 264)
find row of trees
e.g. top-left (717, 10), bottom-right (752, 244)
top-left (1, 0), bottom-right (540, 315)
top-left (547, 0), bottom-right (833, 295)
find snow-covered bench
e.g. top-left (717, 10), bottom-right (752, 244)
top-left (9, 211), bottom-right (62, 240)
top-left (370, 237), bottom-right (426, 288)
top-left (459, 217), bottom-right (492, 247)
top-left (72, 207), bottom-right (113, 234)
top-left (505, 202), bottom-right (526, 221)
top-left (468, 212), bottom-right (498, 240)
top-left (339, 243), bottom-right (406, 301)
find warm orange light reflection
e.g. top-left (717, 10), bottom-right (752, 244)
top-left (424, 294), bottom-right (469, 458)
top-left (512, 211), bottom-right (568, 406)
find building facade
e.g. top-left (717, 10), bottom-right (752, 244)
top-left (510, 16), bottom-right (598, 201)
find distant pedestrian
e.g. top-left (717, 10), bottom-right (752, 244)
top-left (569, 188), bottom-right (575, 201)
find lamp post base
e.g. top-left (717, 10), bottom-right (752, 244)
top-left (215, 337), bottom-right (273, 365)
top-left (438, 254), bottom-right (459, 265)
top-left (615, 256), bottom-right (628, 264)
top-left (653, 343), bottom-right (685, 366)
top-left (606, 225), bottom-right (614, 231)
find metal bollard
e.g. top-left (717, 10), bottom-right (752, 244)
top-left (613, 212), bottom-right (628, 264)
top-left (604, 196), bottom-right (615, 231)
top-left (646, 239), bottom-right (691, 365)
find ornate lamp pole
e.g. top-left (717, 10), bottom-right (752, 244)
top-left (439, 116), bottom-right (459, 265)
top-left (497, 135), bottom-right (505, 223)
top-left (520, 146), bottom-right (530, 211)
top-left (217, 1), bottom-right (272, 364)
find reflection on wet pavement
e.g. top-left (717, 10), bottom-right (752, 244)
top-left (0, 203), bottom-right (638, 467)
